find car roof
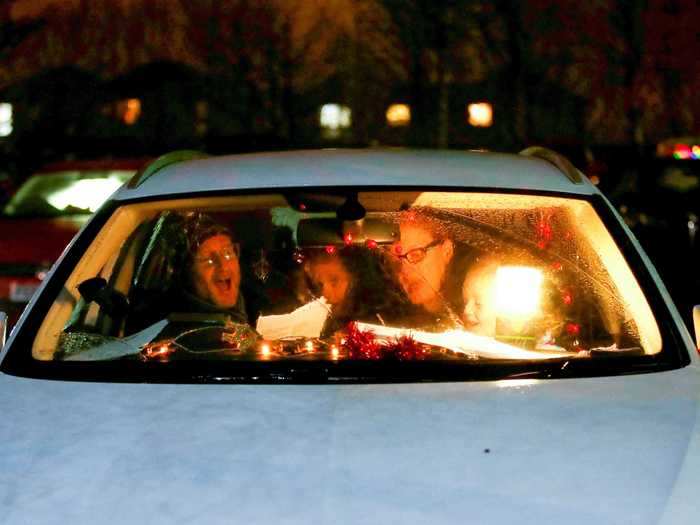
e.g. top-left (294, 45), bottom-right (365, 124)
top-left (114, 149), bottom-right (599, 201)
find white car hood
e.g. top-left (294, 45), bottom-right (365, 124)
top-left (1, 366), bottom-right (699, 525)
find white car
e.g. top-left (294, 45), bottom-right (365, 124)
top-left (1, 148), bottom-right (699, 524)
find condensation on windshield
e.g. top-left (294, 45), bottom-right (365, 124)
top-left (31, 191), bottom-right (661, 364)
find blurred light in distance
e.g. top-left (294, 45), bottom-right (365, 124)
top-left (46, 176), bottom-right (125, 212)
top-left (320, 104), bottom-right (351, 131)
top-left (117, 98), bottom-right (141, 125)
top-left (467, 102), bottom-right (493, 127)
top-left (386, 104), bottom-right (411, 127)
top-left (668, 143), bottom-right (700, 160)
top-left (494, 266), bottom-right (543, 318)
top-left (0, 103), bottom-right (12, 137)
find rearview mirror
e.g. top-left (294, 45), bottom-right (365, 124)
top-left (297, 217), bottom-right (398, 247)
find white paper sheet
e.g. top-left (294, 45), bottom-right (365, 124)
top-left (256, 298), bottom-right (330, 340)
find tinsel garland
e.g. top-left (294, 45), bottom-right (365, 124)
top-left (343, 322), bottom-right (429, 360)
top-left (344, 322), bottom-right (382, 359)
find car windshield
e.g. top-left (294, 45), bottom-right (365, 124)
top-left (29, 190), bottom-right (662, 378)
top-left (2, 170), bottom-right (133, 218)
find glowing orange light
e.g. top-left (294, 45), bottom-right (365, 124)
top-left (386, 104), bottom-right (411, 127)
top-left (305, 341), bottom-right (315, 353)
top-left (331, 345), bottom-right (340, 360)
top-left (118, 98), bottom-right (141, 125)
top-left (343, 233), bottom-right (353, 245)
top-left (260, 342), bottom-right (271, 357)
top-left (143, 342), bottom-right (174, 360)
top-left (467, 102), bottom-right (493, 127)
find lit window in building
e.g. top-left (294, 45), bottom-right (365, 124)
top-left (467, 102), bottom-right (493, 127)
top-left (0, 103), bottom-right (13, 137)
top-left (117, 98), bottom-right (141, 125)
top-left (320, 104), bottom-right (351, 132)
top-left (386, 104), bottom-right (411, 127)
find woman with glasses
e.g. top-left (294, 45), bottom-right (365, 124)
top-left (178, 213), bottom-right (249, 325)
top-left (390, 211), bottom-right (465, 329)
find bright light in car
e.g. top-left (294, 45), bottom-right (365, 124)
top-left (494, 266), bottom-right (543, 318)
top-left (46, 176), bottom-right (125, 212)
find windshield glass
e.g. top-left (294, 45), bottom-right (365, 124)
top-left (31, 191), bottom-right (661, 370)
top-left (2, 170), bottom-right (133, 218)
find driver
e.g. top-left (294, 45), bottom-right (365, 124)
top-left (179, 213), bottom-right (248, 324)
top-left (142, 213), bottom-right (260, 356)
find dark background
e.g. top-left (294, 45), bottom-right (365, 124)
top-left (1, 0), bottom-right (699, 328)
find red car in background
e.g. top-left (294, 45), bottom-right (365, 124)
top-left (0, 159), bottom-right (146, 326)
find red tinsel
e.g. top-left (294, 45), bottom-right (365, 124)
top-left (344, 322), bottom-right (382, 359)
top-left (386, 335), bottom-right (430, 361)
top-left (342, 323), bottom-right (430, 361)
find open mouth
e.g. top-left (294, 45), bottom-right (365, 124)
top-left (214, 278), bottom-right (232, 293)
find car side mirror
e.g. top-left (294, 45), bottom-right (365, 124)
top-left (693, 305), bottom-right (700, 349)
top-left (0, 312), bottom-right (7, 353)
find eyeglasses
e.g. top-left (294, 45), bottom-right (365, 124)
top-left (393, 239), bottom-right (443, 264)
top-left (195, 244), bottom-right (240, 268)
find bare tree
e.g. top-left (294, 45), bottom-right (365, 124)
top-left (382, 0), bottom-right (494, 147)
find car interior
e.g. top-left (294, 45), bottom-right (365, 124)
top-left (29, 191), bottom-right (662, 362)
